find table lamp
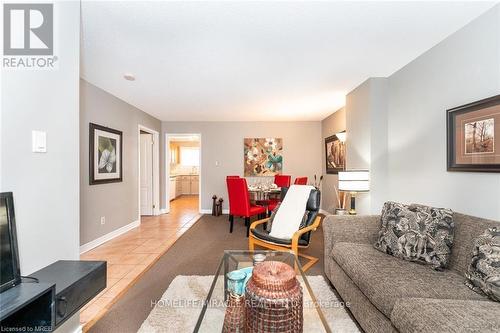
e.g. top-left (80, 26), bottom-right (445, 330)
top-left (338, 170), bottom-right (370, 215)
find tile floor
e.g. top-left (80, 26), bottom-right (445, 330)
top-left (79, 195), bottom-right (201, 331)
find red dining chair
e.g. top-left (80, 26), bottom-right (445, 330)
top-left (226, 175), bottom-right (239, 179)
top-left (268, 175), bottom-right (291, 213)
top-left (274, 175), bottom-right (291, 188)
top-left (294, 177), bottom-right (308, 185)
top-left (227, 178), bottom-right (266, 237)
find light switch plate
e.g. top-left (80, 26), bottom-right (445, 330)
top-left (32, 130), bottom-right (47, 153)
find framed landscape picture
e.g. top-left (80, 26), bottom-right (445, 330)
top-left (244, 138), bottom-right (283, 176)
top-left (325, 133), bottom-right (345, 174)
top-left (447, 95), bottom-right (500, 172)
top-left (89, 123), bottom-right (123, 184)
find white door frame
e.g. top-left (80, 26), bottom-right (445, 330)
top-left (138, 125), bottom-right (160, 222)
top-left (165, 133), bottom-right (202, 214)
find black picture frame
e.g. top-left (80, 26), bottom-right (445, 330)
top-left (89, 123), bottom-right (123, 185)
top-left (325, 133), bottom-right (345, 174)
top-left (447, 94), bottom-right (500, 172)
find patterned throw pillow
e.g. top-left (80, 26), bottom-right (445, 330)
top-left (374, 201), bottom-right (455, 270)
top-left (465, 228), bottom-right (500, 302)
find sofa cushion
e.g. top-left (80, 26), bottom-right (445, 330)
top-left (374, 201), bottom-right (454, 270)
top-left (448, 213), bottom-right (500, 276)
top-left (465, 227), bottom-right (500, 302)
top-left (331, 242), bottom-right (486, 317)
top-left (391, 298), bottom-right (500, 333)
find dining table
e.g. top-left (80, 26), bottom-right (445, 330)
top-left (247, 185), bottom-right (281, 215)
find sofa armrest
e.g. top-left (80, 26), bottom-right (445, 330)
top-left (323, 215), bottom-right (381, 258)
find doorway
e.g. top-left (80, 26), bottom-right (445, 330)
top-left (165, 134), bottom-right (201, 215)
top-left (138, 125), bottom-right (160, 219)
top-left (140, 131), bottom-right (153, 215)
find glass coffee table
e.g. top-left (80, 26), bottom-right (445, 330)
top-left (193, 250), bottom-right (332, 332)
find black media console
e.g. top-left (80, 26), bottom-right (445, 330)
top-left (0, 260), bottom-right (106, 332)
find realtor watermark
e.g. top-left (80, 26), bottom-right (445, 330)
top-left (2, 3), bottom-right (58, 69)
top-left (150, 298), bottom-right (351, 309)
top-left (0, 325), bottom-right (51, 332)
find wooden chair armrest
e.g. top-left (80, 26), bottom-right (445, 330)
top-left (291, 216), bottom-right (322, 247)
top-left (250, 218), bottom-right (270, 231)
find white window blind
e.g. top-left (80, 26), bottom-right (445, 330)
top-left (180, 147), bottom-right (200, 166)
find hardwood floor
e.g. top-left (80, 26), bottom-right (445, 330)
top-left (80, 195), bottom-right (201, 331)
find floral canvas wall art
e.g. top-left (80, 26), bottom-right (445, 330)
top-left (244, 138), bottom-right (283, 176)
top-left (90, 123), bottom-right (123, 184)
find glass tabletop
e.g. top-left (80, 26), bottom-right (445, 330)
top-left (193, 250), bottom-right (331, 332)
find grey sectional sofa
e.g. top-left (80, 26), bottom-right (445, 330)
top-left (323, 213), bottom-right (500, 333)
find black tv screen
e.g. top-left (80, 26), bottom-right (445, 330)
top-left (0, 192), bottom-right (21, 292)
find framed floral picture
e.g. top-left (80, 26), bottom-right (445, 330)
top-left (89, 123), bottom-right (123, 184)
top-left (325, 133), bottom-right (345, 174)
top-left (244, 138), bottom-right (283, 176)
top-left (447, 95), bottom-right (500, 172)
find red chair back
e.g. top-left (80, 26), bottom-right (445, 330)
top-left (274, 175), bottom-right (291, 188)
top-left (294, 177), bottom-right (308, 185)
top-left (226, 178), bottom-right (251, 216)
top-left (226, 175), bottom-right (239, 179)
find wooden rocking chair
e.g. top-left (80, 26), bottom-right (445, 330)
top-left (248, 188), bottom-right (322, 272)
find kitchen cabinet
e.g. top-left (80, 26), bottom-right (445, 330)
top-left (171, 175), bottom-right (199, 196)
top-left (176, 177), bottom-right (182, 194)
top-left (180, 176), bottom-right (191, 194)
top-left (191, 175), bottom-right (199, 195)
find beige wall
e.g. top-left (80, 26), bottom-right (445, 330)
top-left (80, 80), bottom-right (161, 246)
top-left (320, 108), bottom-right (346, 213)
top-left (160, 122), bottom-right (322, 211)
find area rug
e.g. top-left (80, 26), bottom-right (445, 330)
top-left (138, 275), bottom-right (360, 333)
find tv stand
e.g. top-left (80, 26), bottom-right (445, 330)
top-left (0, 260), bottom-right (106, 331)
top-left (0, 282), bottom-right (55, 331)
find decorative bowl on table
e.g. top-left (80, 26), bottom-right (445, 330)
top-left (245, 261), bottom-right (303, 333)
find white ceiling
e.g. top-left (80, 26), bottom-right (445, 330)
top-left (81, 1), bottom-right (496, 122)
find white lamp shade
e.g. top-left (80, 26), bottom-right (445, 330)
top-left (336, 132), bottom-right (347, 143)
top-left (338, 170), bottom-right (370, 192)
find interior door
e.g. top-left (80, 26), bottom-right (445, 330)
top-left (140, 133), bottom-right (153, 215)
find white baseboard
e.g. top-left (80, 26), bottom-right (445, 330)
top-left (73, 325), bottom-right (83, 333)
top-left (200, 209), bottom-right (229, 214)
top-left (159, 208), bottom-right (169, 214)
top-left (80, 220), bottom-right (140, 254)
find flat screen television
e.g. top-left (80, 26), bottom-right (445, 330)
top-left (0, 192), bottom-right (21, 292)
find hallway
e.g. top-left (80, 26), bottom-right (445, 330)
top-left (80, 196), bottom-right (200, 331)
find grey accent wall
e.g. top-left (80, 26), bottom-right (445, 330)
top-left (1, 1), bottom-right (80, 274)
top-left (160, 122), bottom-right (322, 211)
top-left (342, 5), bottom-right (500, 219)
top-left (386, 5), bottom-right (500, 220)
top-left (345, 78), bottom-right (388, 215)
top-left (80, 80), bottom-right (161, 245)
top-left (320, 108), bottom-right (345, 213)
